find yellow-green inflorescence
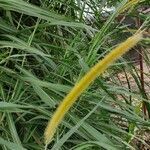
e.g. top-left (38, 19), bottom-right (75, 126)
top-left (44, 32), bottom-right (143, 145)
top-left (119, 0), bottom-right (140, 13)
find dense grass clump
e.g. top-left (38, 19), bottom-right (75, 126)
top-left (0, 0), bottom-right (150, 150)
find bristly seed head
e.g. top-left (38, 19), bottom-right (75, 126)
top-left (44, 31), bottom-right (143, 145)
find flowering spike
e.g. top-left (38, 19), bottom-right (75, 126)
top-left (120, 0), bottom-right (140, 13)
top-left (44, 32), bottom-right (143, 145)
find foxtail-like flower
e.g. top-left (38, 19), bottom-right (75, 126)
top-left (44, 32), bottom-right (143, 145)
top-left (119, 0), bottom-right (140, 13)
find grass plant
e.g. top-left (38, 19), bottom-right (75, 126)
top-left (0, 0), bottom-right (150, 150)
